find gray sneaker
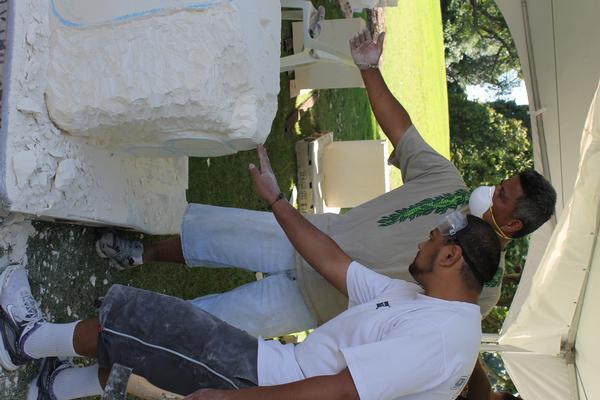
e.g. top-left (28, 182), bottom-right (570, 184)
top-left (0, 264), bottom-right (45, 370)
top-left (96, 229), bottom-right (143, 271)
top-left (27, 357), bottom-right (74, 400)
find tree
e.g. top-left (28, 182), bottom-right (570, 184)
top-left (449, 83), bottom-right (533, 188)
top-left (441, 0), bottom-right (521, 94)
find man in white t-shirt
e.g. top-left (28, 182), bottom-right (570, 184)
top-left (1, 146), bottom-right (501, 400)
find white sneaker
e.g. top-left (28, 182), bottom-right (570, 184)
top-left (0, 264), bottom-right (44, 370)
top-left (96, 229), bottom-right (143, 271)
top-left (27, 357), bottom-right (74, 400)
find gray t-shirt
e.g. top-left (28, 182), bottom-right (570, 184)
top-left (296, 126), bottom-right (504, 323)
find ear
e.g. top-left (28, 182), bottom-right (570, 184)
top-left (438, 244), bottom-right (463, 268)
top-left (502, 218), bottom-right (523, 235)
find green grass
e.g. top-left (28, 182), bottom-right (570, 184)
top-left (381, 1), bottom-right (449, 187)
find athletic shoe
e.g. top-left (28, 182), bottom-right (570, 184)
top-left (0, 264), bottom-right (45, 370)
top-left (95, 229), bottom-right (143, 271)
top-left (27, 357), bottom-right (74, 400)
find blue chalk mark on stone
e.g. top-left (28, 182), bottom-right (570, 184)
top-left (50, 0), bottom-right (232, 28)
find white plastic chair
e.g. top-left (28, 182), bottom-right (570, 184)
top-left (281, 0), bottom-right (358, 72)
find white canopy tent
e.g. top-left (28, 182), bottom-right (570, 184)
top-left (488, 1), bottom-right (600, 399)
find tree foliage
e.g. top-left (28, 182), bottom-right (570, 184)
top-left (441, 0), bottom-right (521, 94)
top-left (482, 352), bottom-right (518, 393)
top-left (449, 83), bottom-right (533, 188)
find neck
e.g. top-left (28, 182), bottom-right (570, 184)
top-left (423, 284), bottom-right (479, 305)
top-left (489, 206), bottom-right (512, 244)
top-left (499, 235), bottom-right (511, 250)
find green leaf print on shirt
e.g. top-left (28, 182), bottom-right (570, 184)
top-left (377, 189), bottom-right (470, 227)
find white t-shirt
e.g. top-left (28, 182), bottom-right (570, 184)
top-left (258, 261), bottom-right (482, 400)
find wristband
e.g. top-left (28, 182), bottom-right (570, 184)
top-left (269, 192), bottom-right (285, 208)
top-left (356, 63), bottom-right (379, 70)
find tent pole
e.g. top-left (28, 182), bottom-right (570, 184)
top-left (521, 0), bottom-right (557, 227)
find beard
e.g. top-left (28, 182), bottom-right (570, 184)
top-left (408, 261), bottom-right (418, 278)
top-left (409, 254), bottom-right (435, 285)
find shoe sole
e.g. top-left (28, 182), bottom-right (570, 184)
top-left (0, 265), bottom-right (22, 371)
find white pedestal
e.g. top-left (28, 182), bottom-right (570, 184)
top-left (295, 133), bottom-right (390, 214)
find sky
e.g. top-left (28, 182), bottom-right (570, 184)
top-left (466, 79), bottom-right (528, 105)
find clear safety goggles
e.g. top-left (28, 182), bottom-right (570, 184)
top-left (437, 211), bottom-right (489, 285)
top-left (436, 211), bottom-right (468, 237)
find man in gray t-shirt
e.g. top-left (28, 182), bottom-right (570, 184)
top-left (97, 30), bottom-right (556, 339)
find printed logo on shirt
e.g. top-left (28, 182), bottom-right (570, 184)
top-left (376, 301), bottom-right (390, 309)
top-left (377, 189), bottom-right (470, 227)
top-left (451, 376), bottom-right (469, 391)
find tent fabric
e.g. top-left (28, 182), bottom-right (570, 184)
top-left (495, 0), bottom-right (600, 214)
top-left (500, 80), bottom-right (600, 399)
top-left (495, 0), bottom-right (600, 344)
top-left (501, 352), bottom-right (572, 400)
top-left (574, 225), bottom-right (600, 400)
top-left (490, 1), bottom-right (600, 398)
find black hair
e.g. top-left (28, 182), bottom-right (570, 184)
top-left (512, 170), bottom-right (557, 238)
top-left (450, 215), bottom-right (501, 291)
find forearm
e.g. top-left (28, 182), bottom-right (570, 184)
top-left (361, 68), bottom-right (412, 147)
top-left (465, 359), bottom-right (492, 399)
top-left (271, 199), bottom-right (351, 296)
top-left (216, 370), bottom-right (358, 400)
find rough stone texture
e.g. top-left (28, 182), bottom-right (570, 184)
top-left (1, 0), bottom-right (189, 234)
top-left (46, 0), bottom-right (280, 157)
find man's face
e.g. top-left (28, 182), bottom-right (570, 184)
top-left (409, 228), bottom-right (445, 283)
top-left (484, 175), bottom-right (525, 228)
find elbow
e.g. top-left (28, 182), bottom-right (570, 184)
top-left (334, 369), bottom-right (360, 400)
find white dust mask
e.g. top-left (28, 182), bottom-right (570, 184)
top-left (469, 186), bottom-right (495, 218)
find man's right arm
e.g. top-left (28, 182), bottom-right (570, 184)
top-left (465, 359), bottom-right (493, 399)
top-left (350, 30), bottom-right (413, 147)
top-left (183, 368), bottom-right (359, 400)
top-left (249, 146), bottom-right (352, 297)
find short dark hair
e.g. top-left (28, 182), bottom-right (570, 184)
top-left (449, 215), bottom-right (502, 291)
top-left (512, 170), bottom-right (557, 238)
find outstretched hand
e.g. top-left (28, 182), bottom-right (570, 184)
top-left (349, 29), bottom-right (385, 69)
top-left (249, 145), bottom-right (282, 205)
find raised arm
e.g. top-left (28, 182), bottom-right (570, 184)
top-left (350, 29), bottom-right (412, 147)
top-left (184, 368), bottom-right (359, 400)
top-left (249, 145), bottom-right (352, 296)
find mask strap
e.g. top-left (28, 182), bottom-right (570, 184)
top-left (489, 206), bottom-right (512, 240)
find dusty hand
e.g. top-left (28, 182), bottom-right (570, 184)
top-left (249, 145), bottom-right (282, 205)
top-left (349, 29), bottom-right (385, 69)
top-left (183, 389), bottom-right (234, 400)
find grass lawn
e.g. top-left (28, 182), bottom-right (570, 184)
top-left (130, 0), bottom-right (450, 302)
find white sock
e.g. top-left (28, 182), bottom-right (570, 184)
top-left (52, 363), bottom-right (103, 400)
top-left (23, 321), bottom-right (81, 359)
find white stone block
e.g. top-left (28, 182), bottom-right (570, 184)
top-left (46, 0), bottom-right (281, 157)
